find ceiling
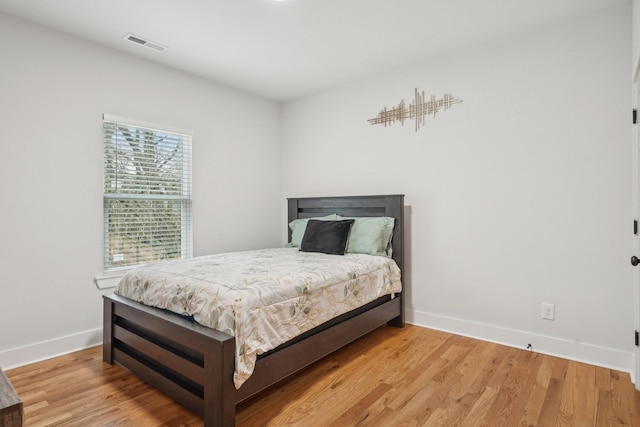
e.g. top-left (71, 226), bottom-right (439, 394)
top-left (0, 0), bottom-right (629, 101)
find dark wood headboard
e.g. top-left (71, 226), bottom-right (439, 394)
top-left (287, 194), bottom-right (405, 276)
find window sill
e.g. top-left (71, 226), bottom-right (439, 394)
top-left (94, 272), bottom-right (126, 290)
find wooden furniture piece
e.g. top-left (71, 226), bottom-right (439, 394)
top-left (0, 368), bottom-right (22, 427)
top-left (103, 194), bottom-right (405, 427)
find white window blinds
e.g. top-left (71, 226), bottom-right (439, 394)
top-left (103, 114), bottom-right (192, 270)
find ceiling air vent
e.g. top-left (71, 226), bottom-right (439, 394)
top-left (124, 33), bottom-right (167, 52)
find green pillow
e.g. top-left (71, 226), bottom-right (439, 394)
top-left (287, 214), bottom-right (339, 248)
top-left (338, 216), bottom-right (395, 257)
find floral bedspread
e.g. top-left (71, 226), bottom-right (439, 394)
top-left (115, 247), bottom-right (402, 388)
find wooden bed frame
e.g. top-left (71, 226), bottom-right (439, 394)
top-left (103, 194), bottom-right (405, 426)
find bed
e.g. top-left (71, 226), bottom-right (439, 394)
top-left (103, 194), bottom-right (405, 426)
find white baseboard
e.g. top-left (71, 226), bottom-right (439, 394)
top-left (408, 309), bottom-right (635, 379)
top-left (0, 328), bottom-right (103, 370)
top-left (0, 313), bottom-right (635, 384)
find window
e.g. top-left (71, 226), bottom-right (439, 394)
top-left (103, 115), bottom-right (192, 271)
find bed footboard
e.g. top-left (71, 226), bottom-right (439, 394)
top-left (104, 293), bottom-right (402, 426)
top-left (103, 294), bottom-right (236, 426)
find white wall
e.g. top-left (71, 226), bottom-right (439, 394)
top-left (0, 3), bottom-right (634, 375)
top-left (634, 0), bottom-right (640, 77)
top-left (0, 13), bottom-right (282, 367)
top-left (282, 4), bottom-right (633, 372)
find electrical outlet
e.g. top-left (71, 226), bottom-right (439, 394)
top-left (541, 303), bottom-right (555, 320)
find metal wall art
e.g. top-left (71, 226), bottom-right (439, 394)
top-left (368, 89), bottom-right (462, 132)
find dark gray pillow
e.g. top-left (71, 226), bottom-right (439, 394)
top-left (300, 219), bottom-right (355, 255)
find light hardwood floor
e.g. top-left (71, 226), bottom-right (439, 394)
top-left (6, 325), bottom-right (640, 426)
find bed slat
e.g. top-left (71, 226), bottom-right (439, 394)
top-left (113, 348), bottom-right (204, 415)
top-left (113, 324), bottom-right (204, 384)
top-left (113, 299), bottom-right (229, 354)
